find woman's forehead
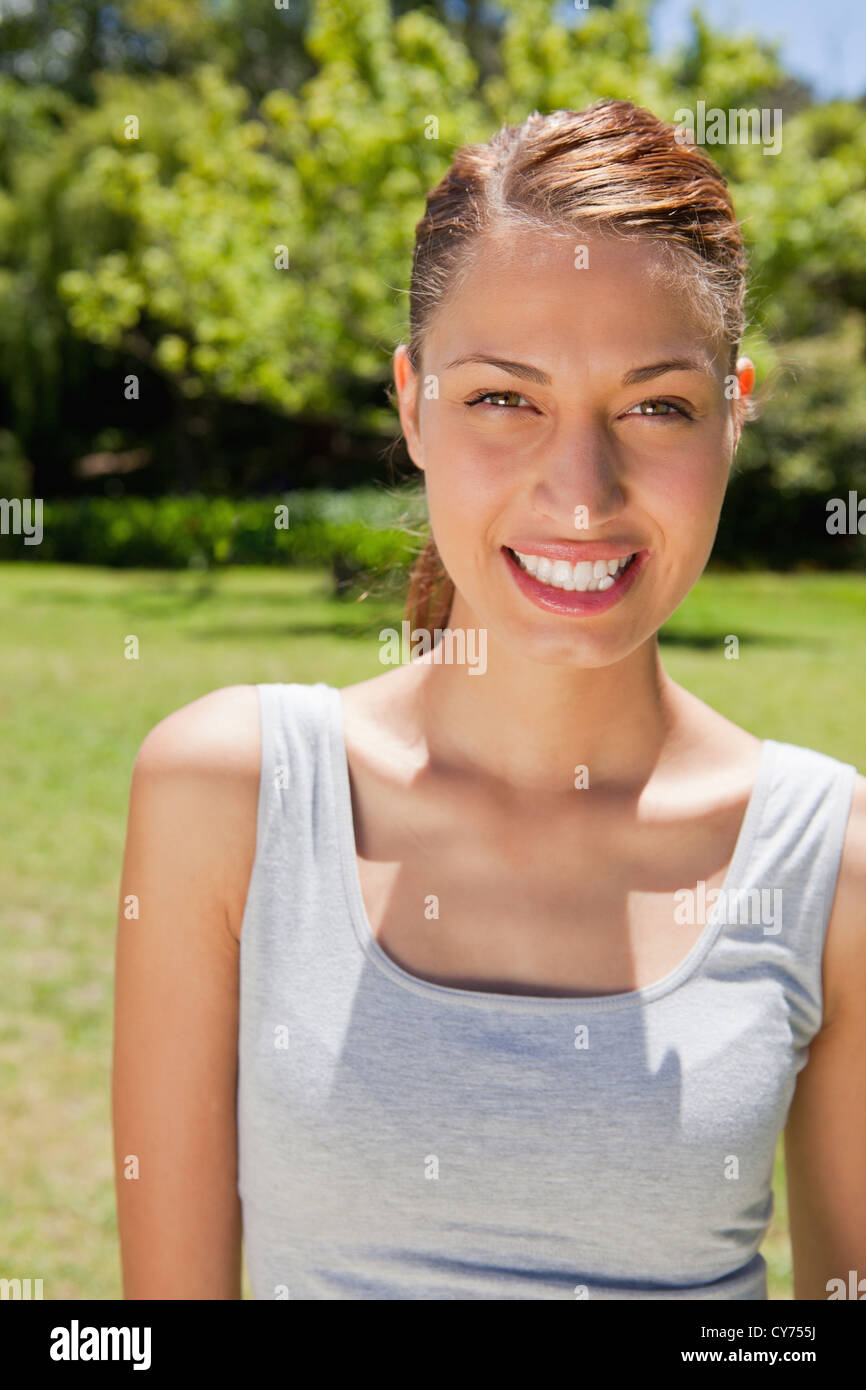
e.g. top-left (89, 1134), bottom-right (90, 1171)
top-left (426, 232), bottom-right (727, 375)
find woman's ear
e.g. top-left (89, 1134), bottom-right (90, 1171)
top-left (736, 356), bottom-right (755, 400)
top-left (732, 355), bottom-right (755, 446)
top-left (393, 345), bottom-right (425, 472)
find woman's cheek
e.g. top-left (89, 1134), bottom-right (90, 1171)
top-left (424, 455), bottom-right (508, 598)
top-left (425, 423), bottom-right (512, 523)
top-left (425, 465), bottom-right (491, 565)
top-left (654, 443), bottom-right (729, 525)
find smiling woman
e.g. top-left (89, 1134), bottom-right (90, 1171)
top-left (113, 99), bottom-right (866, 1304)
top-left (401, 241), bottom-right (748, 658)
top-left (398, 100), bottom-right (756, 643)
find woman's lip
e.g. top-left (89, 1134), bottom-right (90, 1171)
top-left (504, 540), bottom-right (645, 562)
top-left (502, 545), bottom-right (649, 615)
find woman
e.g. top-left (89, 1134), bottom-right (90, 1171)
top-left (113, 100), bottom-right (866, 1300)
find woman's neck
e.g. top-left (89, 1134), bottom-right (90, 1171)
top-left (405, 607), bottom-right (687, 796)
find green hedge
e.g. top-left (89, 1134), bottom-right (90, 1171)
top-left (0, 488), bottom-right (429, 590)
top-left (6, 484), bottom-right (863, 578)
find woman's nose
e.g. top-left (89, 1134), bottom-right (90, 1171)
top-left (531, 428), bottom-right (626, 531)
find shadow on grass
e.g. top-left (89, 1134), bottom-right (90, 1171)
top-left (185, 622), bottom-right (821, 647)
top-left (188, 618), bottom-right (400, 641)
top-left (658, 628), bottom-right (821, 650)
top-left (10, 579), bottom-right (226, 608)
top-left (8, 577), bottom-right (401, 613)
top-left (6, 578), bottom-right (827, 651)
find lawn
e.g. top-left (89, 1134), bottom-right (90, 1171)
top-left (1, 562), bottom-right (863, 1300)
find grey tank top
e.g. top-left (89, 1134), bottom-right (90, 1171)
top-left (237, 681), bottom-right (857, 1300)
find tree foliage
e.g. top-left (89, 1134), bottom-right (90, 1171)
top-left (0, 0), bottom-right (864, 547)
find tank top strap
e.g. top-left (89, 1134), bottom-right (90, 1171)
top-left (731, 738), bottom-right (857, 1048)
top-left (245, 681), bottom-right (337, 916)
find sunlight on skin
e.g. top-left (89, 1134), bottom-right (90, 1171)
top-left (391, 226), bottom-right (756, 786)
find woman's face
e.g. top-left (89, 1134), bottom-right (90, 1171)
top-left (394, 226), bottom-right (752, 668)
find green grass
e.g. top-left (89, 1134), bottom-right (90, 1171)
top-left (1, 562), bottom-right (863, 1300)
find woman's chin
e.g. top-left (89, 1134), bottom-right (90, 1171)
top-left (464, 608), bottom-right (655, 671)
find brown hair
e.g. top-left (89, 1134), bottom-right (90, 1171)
top-left (396, 99), bottom-right (751, 636)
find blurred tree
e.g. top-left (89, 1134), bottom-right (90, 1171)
top-left (0, 0), bottom-right (535, 103)
top-left (0, 0), bottom-right (864, 549)
top-left (0, 0), bottom-right (311, 102)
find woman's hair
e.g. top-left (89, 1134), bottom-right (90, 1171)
top-left (396, 98), bottom-right (751, 637)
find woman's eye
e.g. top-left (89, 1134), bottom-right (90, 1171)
top-left (625, 399), bottom-right (692, 419)
top-left (465, 390), bottom-right (532, 410)
top-left (463, 391), bottom-right (692, 419)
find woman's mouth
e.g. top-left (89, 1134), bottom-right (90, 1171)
top-left (512, 548), bottom-right (636, 592)
top-left (502, 545), bottom-right (648, 614)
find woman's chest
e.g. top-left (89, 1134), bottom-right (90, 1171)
top-left (240, 947), bottom-right (795, 1288)
top-left (350, 780), bottom-right (748, 998)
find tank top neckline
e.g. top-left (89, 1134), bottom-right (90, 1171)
top-left (321, 682), bottom-right (778, 1013)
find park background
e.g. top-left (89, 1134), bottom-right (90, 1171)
top-left (1, 0), bottom-right (864, 1300)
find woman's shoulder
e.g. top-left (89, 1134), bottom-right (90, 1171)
top-left (692, 705), bottom-right (865, 1028)
top-left (130, 685), bottom-right (262, 940)
top-left (823, 769), bottom-right (866, 1026)
top-left (134, 683), bottom-right (261, 778)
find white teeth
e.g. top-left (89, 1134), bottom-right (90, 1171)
top-left (512, 549), bottom-right (635, 593)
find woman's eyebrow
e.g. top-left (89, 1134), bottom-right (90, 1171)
top-left (442, 354), bottom-right (551, 383)
top-left (441, 354), bottom-right (714, 386)
top-left (622, 358), bottom-right (714, 385)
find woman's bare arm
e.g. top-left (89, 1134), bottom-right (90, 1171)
top-left (785, 774), bottom-right (866, 1300)
top-left (112, 684), bottom-right (261, 1299)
